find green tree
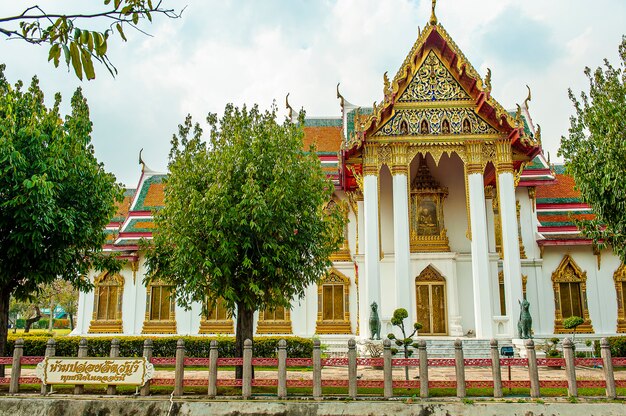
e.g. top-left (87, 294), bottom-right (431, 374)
top-left (0, 1), bottom-right (181, 80)
top-left (0, 65), bottom-right (123, 374)
top-left (387, 308), bottom-right (423, 381)
top-left (145, 104), bottom-right (345, 376)
top-left (563, 315), bottom-right (585, 346)
top-left (559, 36), bottom-right (626, 261)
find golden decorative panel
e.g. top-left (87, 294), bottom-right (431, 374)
top-left (415, 265), bottom-right (448, 335)
top-left (142, 280), bottom-right (177, 334)
top-left (398, 50), bottom-right (472, 102)
top-left (497, 271), bottom-right (528, 316)
top-left (316, 269), bottom-right (352, 334)
top-left (256, 306), bottom-right (292, 335)
top-left (199, 296), bottom-right (233, 334)
top-left (409, 156), bottom-right (450, 252)
top-left (551, 255), bottom-right (594, 334)
top-left (374, 107), bottom-right (499, 137)
top-left (89, 271), bottom-right (124, 334)
top-left (614, 264), bottom-right (626, 333)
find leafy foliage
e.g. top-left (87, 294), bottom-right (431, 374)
top-left (0, 65), bottom-right (123, 367)
top-left (0, 1), bottom-right (182, 80)
top-left (563, 316), bottom-right (584, 330)
top-left (559, 36), bottom-right (626, 261)
top-left (387, 308), bottom-right (423, 380)
top-left (144, 103), bottom-right (345, 359)
top-left (5, 335), bottom-right (314, 359)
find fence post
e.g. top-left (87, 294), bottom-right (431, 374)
top-left (525, 339), bottom-right (540, 398)
top-left (73, 338), bottom-right (88, 395)
top-left (242, 339), bottom-right (252, 399)
top-left (208, 340), bottom-right (218, 398)
top-left (312, 338), bottom-right (322, 400)
top-left (600, 338), bottom-right (616, 399)
top-left (174, 339), bottom-right (185, 396)
top-left (383, 339), bottom-right (392, 399)
top-left (348, 338), bottom-right (357, 399)
top-left (563, 338), bottom-right (577, 397)
top-left (490, 339), bottom-right (502, 398)
top-left (454, 339), bottom-right (465, 398)
top-left (140, 339), bottom-right (153, 397)
top-left (9, 338), bottom-right (23, 394)
top-left (278, 339), bottom-right (287, 399)
top-left (41, 338), bottom-right (56, 395)
top-left (418, 339), bottom-right (429, 399)
top-left (106, 339), bottom-right (120, 395)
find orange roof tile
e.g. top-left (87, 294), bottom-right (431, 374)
top-left (303, 126), bottom-right (342, 153)
top-left (536, 174), bottom-right (581, 200)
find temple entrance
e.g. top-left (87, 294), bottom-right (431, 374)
top-left (415, 265), bottom-right (448, 335)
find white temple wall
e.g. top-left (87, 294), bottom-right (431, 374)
top-left (516, 188), bottom-right (540, 260)
top-left (454, 255), bottom-right (475, 334)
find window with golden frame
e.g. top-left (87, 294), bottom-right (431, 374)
top-left (315, 269), bottom-right (351, 334)
top-left (614, 264), bottom-right (626, 333)
top-left (142, 280), bottom-right (177, 334)
top-left (199, 295), bottom-right (233, 334)
top-left (256, 305), bottom-right (292, 334)
top-left (551, 255), bottom-right (594, 334)
top-left (89, 271), bottom-right (124, 333)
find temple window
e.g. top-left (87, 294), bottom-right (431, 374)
top-left (614, 264), bottom-right (626, 333)
top-left (256, 305), bottom-right (292, 334)
top-left (199, 295), bottom-right (233, 334)
top-left (142, 279), bottom-right (177, 334)
top-left (316, 269), bottom-right (351, 334)
top-left (552, 255), bottom-right (594, 334)
top-left (89, 271), bottom-right (124, 333)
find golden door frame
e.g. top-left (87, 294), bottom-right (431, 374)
top-left (315, 268), bottom-right (352, 334)
top-left (415, 265), bottom-right (448, 336)
top-left (614, 264), bottom-right (626, 333)
top-left (552, 254), bottom-right (594, 334)
top-left (89, 271), bottom-right (124, 334)
top-left (142, 278), bottom-right (177, 334)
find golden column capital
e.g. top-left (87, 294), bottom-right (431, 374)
top-left (484, 185), bottom-right (495, 199)
top-left (465, 140), bottom-right (483, 175)
top-left (495, 138), bottom-right (514, 173)
top-left (363, 144), bottom-right (379, 176)
top-left (390, 143), bottom-right (409, 175)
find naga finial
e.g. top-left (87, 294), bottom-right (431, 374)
top-left (285, 93), bottom-right (294, 121)
top-left (515, 104), bottom-right (523, 126)
top-left (336, 82), bottom-right (345, 109)
top-left (524, 84), bottom-right (532, 110)
top-left (535, 124), bottom-right (542, 146)
top-left (430, 0), bottom-right (438, 25)
top-left (138, 148), bottom-right (145, 170)
top-left (484, 68), bottom-right (492, 94)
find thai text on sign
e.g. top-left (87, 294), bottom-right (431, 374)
top-left (36, 357), bottom-right (154, 385)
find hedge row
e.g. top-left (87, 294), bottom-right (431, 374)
top-left (5, 335), bottom-right (314, 359)
top-left (593, 336), bottom-right (626, 358)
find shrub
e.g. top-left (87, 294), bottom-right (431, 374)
top-left (593, 336), bottom-right (626, 358)
top-left (5, 335), bottom-right (314, 359)
top-left (53, 319), bottom-right (70, 329)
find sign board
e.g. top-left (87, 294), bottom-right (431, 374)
top-left (35, 357), bottom-right (154, 385)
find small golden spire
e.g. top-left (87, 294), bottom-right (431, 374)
top-left (430, 0), bottom-right (438, 25)
top-left (484, 68), bottom-right (492, 95)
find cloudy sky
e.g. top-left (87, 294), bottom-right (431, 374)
top-left (1, 0), bottom-right (624, 187)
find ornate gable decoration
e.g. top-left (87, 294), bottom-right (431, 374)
top-left (374, 107), bottom-right (499, 137)
top-left (398, 50), bottom-right (471, 102)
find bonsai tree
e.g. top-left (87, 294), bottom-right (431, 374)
top-left (545, 337), bottom-right (562, 358)
top-left (387, 308), bottom-right (423, 381)
top-left (563, 316), bottom-right (585, 347)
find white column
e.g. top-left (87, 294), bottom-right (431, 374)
top-left (357, 199), bottom-right (365, 255)
top-left (363, 171), bottom-right (381, 329)
top-left (392, 170), bottom-right (412, 320)
top-left (485, 187), bottom-right (497, 254)
top-left (498, 171), bottom-right (524, 336)
top-left (467, 170), bottom-right (493, 338)
top-left (496, 139), bottom-right (524, 338)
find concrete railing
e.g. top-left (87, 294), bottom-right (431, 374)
top-left (2, 337), bottom-right (624, 399)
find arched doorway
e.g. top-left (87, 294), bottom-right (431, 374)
top-left (415, 265), bottom-right (448, 335)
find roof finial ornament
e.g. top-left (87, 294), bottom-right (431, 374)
top-left (336, 83), bottom-right (345, 109)
top-left (515, 104), bottom-right (523, 127)
top-left (430, 0), bottom-right (438, 25)
top-left (383, 71), bottom-right (392, 99)
top-left (524, 84), bottom-right (532, 110)
top-left (138, 148), bottom-right (145, 171)
top-left (285, 93), bottom-right (294, 121)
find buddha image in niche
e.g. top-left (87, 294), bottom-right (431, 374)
top-left (416, 199), bottom-right (439, 235)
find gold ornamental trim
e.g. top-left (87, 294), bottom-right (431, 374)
top-left (614, 264), bottom-right (626, 333)
top-left (552, 254), bottom-right (594, 334)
